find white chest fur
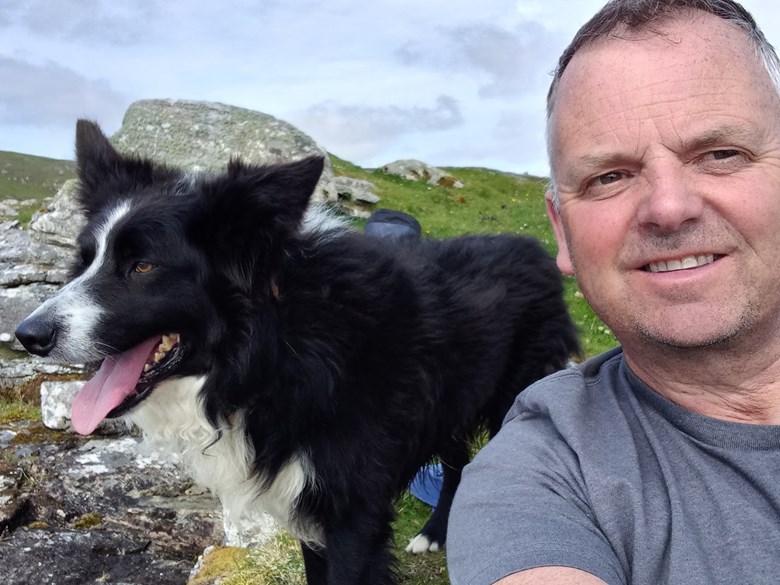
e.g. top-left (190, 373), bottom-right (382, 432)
top-left (127, 376), bottom-right (323, 546)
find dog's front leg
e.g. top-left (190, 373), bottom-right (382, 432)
top-left (321, 519), bottom-right (396, 585)
top-left (301, 542), bottom-right (328, 585)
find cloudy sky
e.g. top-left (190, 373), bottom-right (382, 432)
top-left (1, 0), bottom-right (778, 177)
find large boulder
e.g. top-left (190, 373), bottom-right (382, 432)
top-left (112, 99), bottom-right (337, 202)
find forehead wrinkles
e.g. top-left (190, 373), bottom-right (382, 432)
top-left (550, 18), bottom-right (780, 187)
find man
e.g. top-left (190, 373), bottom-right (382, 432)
top-left (447, 1), bottom-right (780, 584)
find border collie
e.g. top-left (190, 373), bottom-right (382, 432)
top-left (16, 120), bottom-right (580, 585)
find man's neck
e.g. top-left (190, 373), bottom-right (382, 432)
top-left (622, 335), bottom-right (780, 425)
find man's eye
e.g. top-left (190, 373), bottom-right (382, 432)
top-left (133, 261), bottom-right (157, 274)
top-left (710, 149), bottom-right (740, 160)
top-left (596, 171), bottom-right (624, 185)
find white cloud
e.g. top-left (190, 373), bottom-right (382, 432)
top-left (0, 0), bottom-right (777, 177)
top-left (398, 20), bottom-right (560, 99)
top-left (0, 57), bottom-right (127, 127)
top-left (295, 96), bottom-right (463, 160)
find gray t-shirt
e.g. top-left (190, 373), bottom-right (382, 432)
top-left (447, 347), bottom-right (780, 585)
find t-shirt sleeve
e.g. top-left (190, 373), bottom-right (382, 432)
top-left (447, 409), bottom-right (626, 585)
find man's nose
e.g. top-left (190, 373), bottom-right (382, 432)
top-left (635, 161), bottom-right (705, 233)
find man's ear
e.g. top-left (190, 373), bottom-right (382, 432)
top-left (545, 192), bottom-right (575, 276)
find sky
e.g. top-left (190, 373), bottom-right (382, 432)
top-left (0, 0), bottom-right (778, 178)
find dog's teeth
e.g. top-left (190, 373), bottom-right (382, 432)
top-left (158, 333), bottom-right (179, 353)
top-left (154, 351), bottom-right (164, 363)
top-left (143, 364), bottom-right (151, 373)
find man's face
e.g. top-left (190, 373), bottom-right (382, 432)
top-left (547, 13), bottom-right (780, 350)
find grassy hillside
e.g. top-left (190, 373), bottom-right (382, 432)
top-left (0, 150), bottom-right (75, 200)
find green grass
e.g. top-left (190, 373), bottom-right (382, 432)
top-left (330, 153), bottom-right (617, 358)
top-left (192, 494), bottom-right (450, 584)
top-left (0, 395), bottom-right (41, 424)
top-left (0, 150), bottom-right (75, 203)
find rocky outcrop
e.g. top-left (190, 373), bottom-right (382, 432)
top-left (0, 424), bottom-right (222, 585)
top-left (381, 159), bottom-right (464, 189)
top-left (0, 218), bottom-right (71, 353)
top-left (335, 176), bottom-right (380, 218)
top-left (112, 99), bottom-right (337, 202)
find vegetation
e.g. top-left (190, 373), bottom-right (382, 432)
top-left (0, 395), bottom-right (41, 424)
top-left (0, 150), bottom-right (75, 202)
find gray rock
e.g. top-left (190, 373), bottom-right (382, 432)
top-left (0, 211), bottom-right (72, 351)
top-left (0, 358), bottom-right (83, 392)
top-left (28, 179), bottom-right (85, 249)
top-left (112, 99), bottom-right (338, 202)
top-left (40, 380), bottom-right (82, 430)
top-left (2, 528), bottom-right (195, 585)
top-left (0, 427), bottom-right (223, 585)
top-left (335, 176), bottom-right (380, 204)
top-left (222, 506), bottom-right (279, 548)
top-left (40, 380), bottom-right (129, 434)
top-left (381, 159), bottom-right (464, 189)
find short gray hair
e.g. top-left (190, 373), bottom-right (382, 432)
top-left (545, 0), bottom-right (780, 203)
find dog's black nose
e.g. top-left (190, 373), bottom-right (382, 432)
top-left (15, 318), bottom-right (58, 356)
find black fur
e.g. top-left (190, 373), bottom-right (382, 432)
top-left (20, 120), bottom-right (580, 585)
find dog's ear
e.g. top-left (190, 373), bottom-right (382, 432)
top-left (193, 156), bottom-right (325, 290)
top-left (74, 119), bottom-right (167, 217)
top-left (225, 156), bottom-right (325, 233)
top-left (75, 120), bottom-right (126, 213)
top-left (200, 156), bottom-right (325, 244)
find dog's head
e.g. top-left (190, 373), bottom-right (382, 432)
top-left (15, 120), bottom-right (324, 434)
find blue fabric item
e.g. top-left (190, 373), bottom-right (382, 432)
top-left (409, 463), bottom-right (443, 507)
top-left (365, 209), bottom-right (422, 242)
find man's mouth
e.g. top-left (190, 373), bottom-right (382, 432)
top-left (644, 254), bottom-right (717, 273)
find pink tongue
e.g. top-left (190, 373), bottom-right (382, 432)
top-left (71, 337), bottom-right (161, 435)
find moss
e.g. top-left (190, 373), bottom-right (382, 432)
top-left (188, 547), bottom-right (250, 585)
top-left (73, 512), bottom-right (102, 529)
top-left (8, 422), bottom-right (78, 446)
top-left (0, 397), bottom-right (41, 425)
top-left (0, 346), bottom-right (27, 361)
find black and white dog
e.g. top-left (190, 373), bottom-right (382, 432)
top-left (16, 120), bottom-right (580, 585)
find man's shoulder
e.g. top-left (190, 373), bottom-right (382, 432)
top-left (504, 346), bottom-right (625, 424)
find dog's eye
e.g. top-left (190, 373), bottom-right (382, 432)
top-left (133, 261), bottom-right (157, 274)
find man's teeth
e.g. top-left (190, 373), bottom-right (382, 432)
top-left (143, 333), bottom-right (180, 373)
top-left (647, 254), bottom-right (715, 273)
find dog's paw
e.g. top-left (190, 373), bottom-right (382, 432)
top-left (405, 533), bottom-right (441, 554)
